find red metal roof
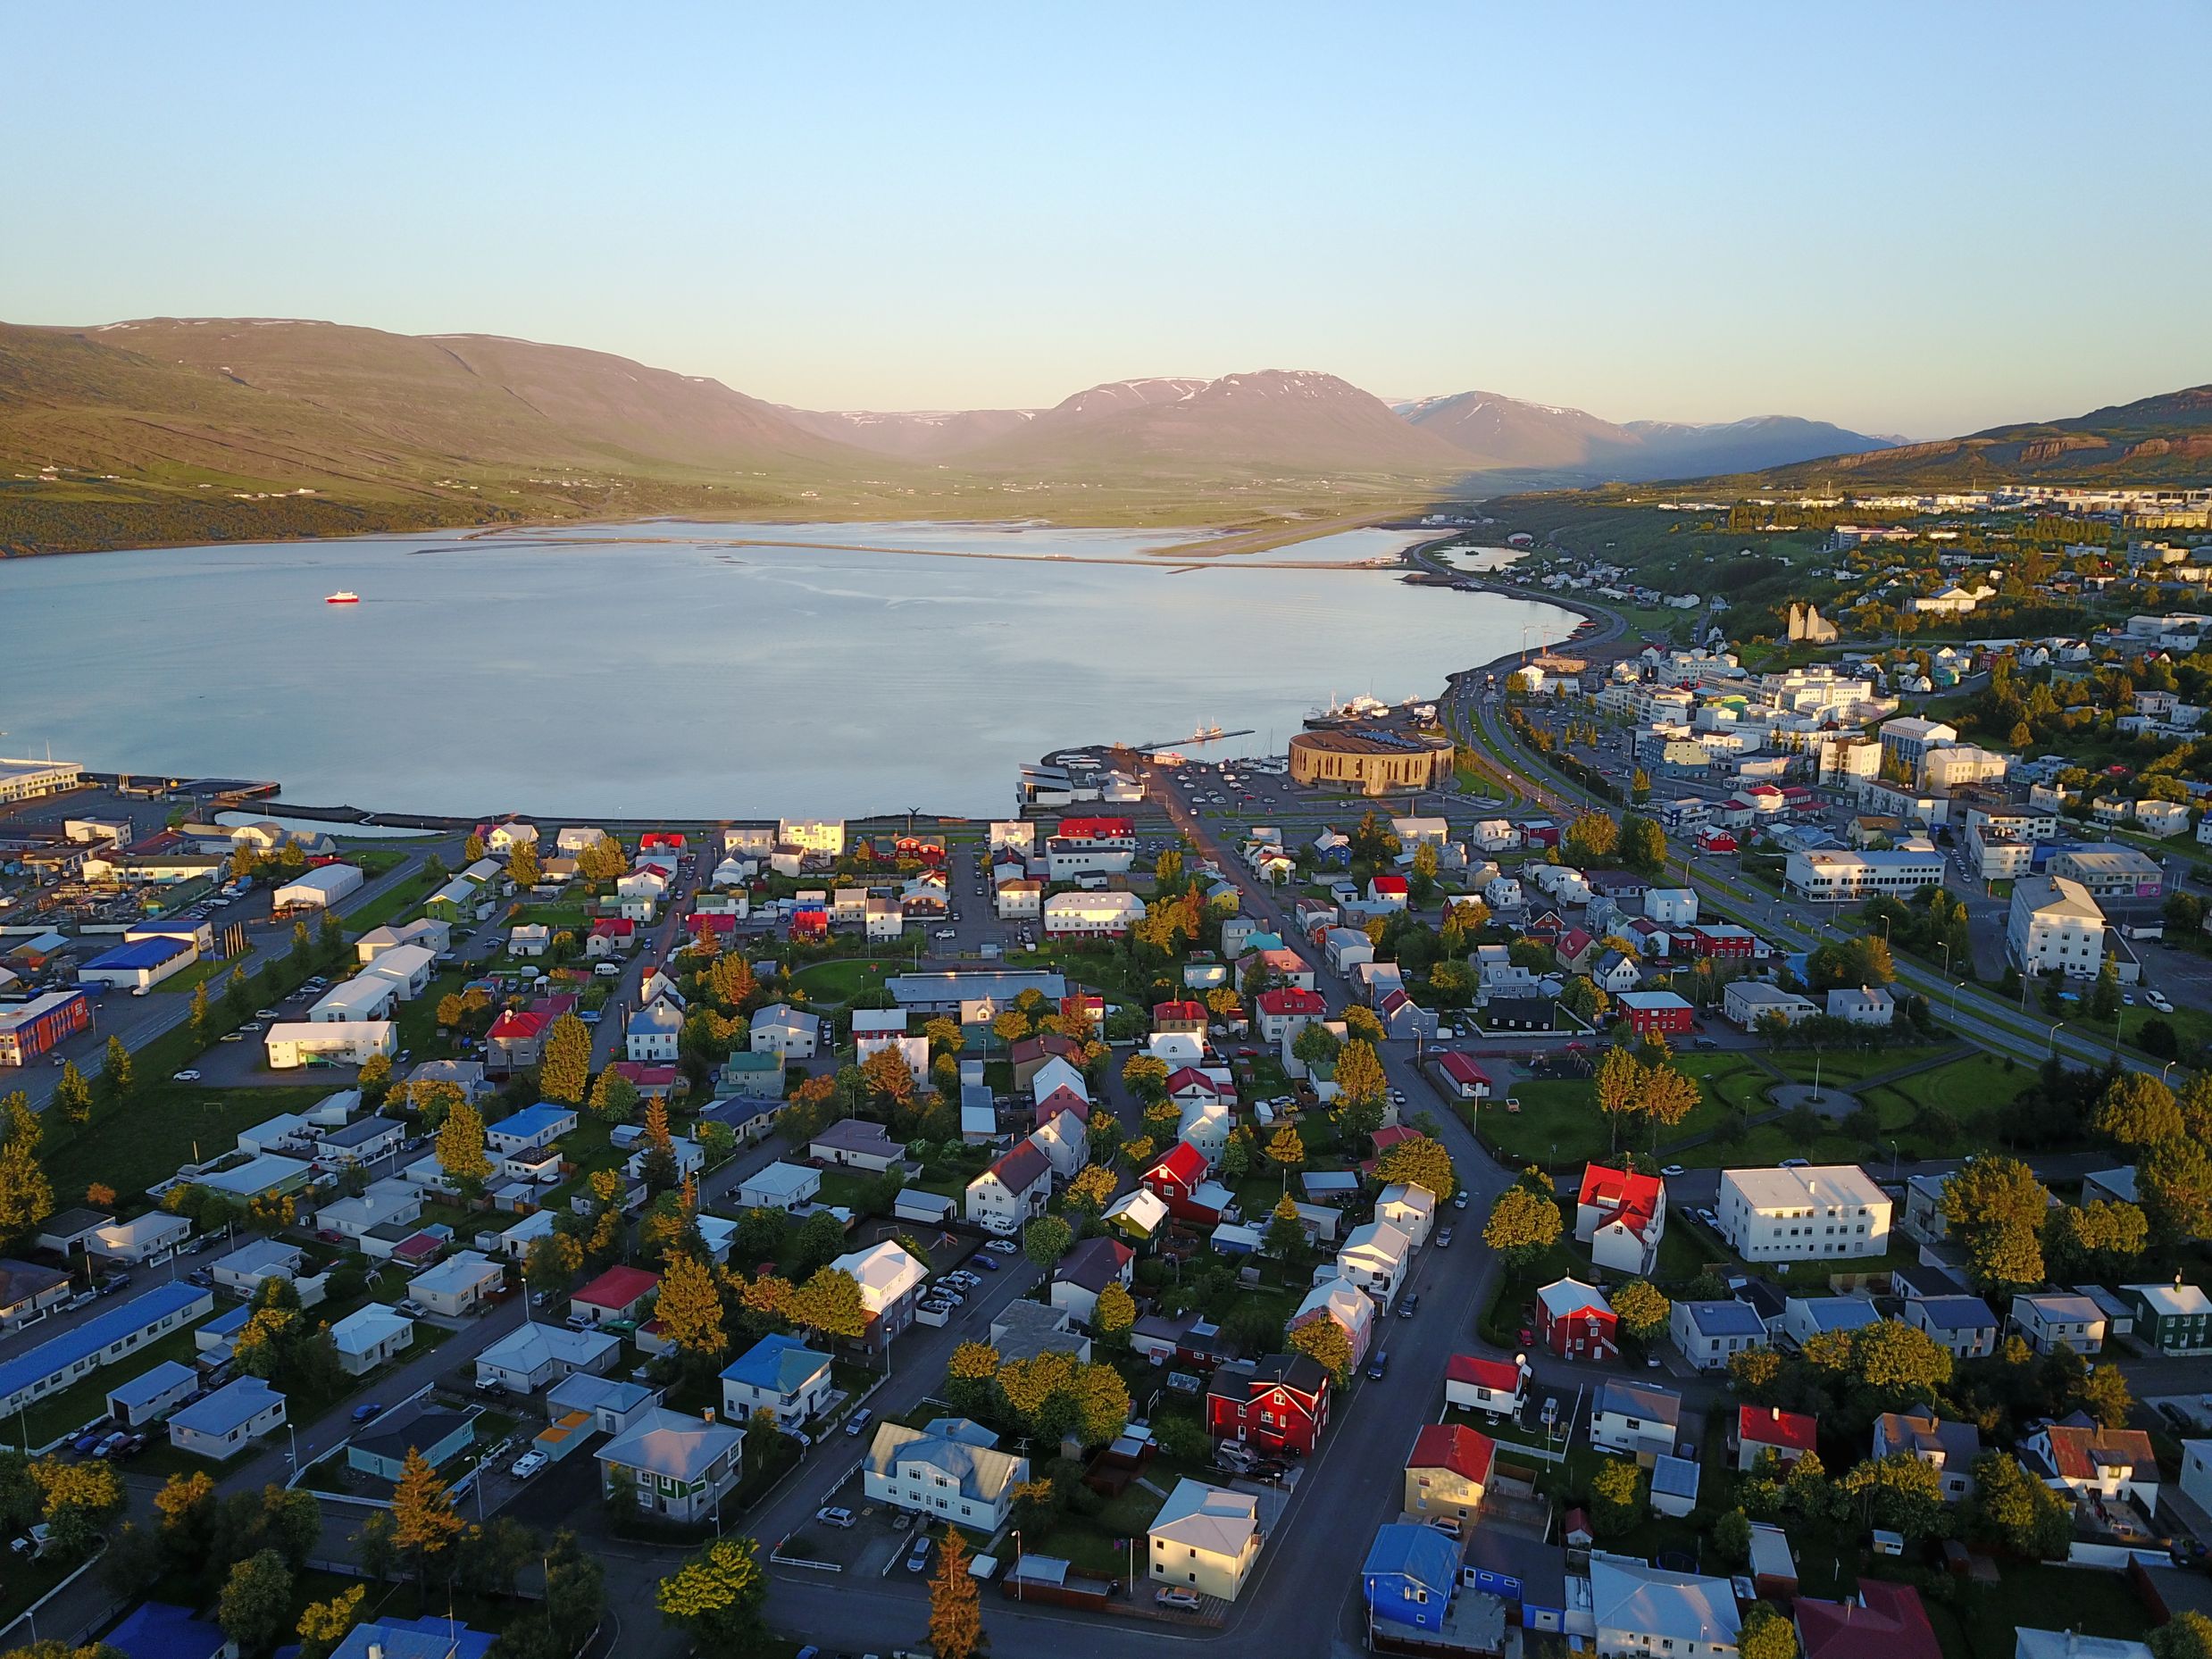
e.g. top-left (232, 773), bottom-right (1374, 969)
top-left (1737, 1405), bottom-right (1818, 1454)
top-left (1255, 987), bottom-right (1326, 1017)
top-left (1144, 1140), bottom-right (1208, 1189)
top-left (1797, 1583), bottom-right (1942, 1659)
top-left (1436, 1052), bottom-right (1492, 1087)
top-left (589, 917), bottom-right (635, 937)
top-left (1446, 1353), bottom-right (1523, 1393)
top-left (1055, 816), bottom-right (1134, 840)
top-left (1581, 1163), bottom-right (1664, 1238)
top-left (573, 1264), bottom-right (660, 1310)
top-left (488, 1010), bottom-right (548, 1041)
top-left (1370, 875), bottom-right (1409, 896)
top-left (1153, 1000), bottom-right (1206, 1023)
top-left (1406, 1422), bottom-right (1496, 1486)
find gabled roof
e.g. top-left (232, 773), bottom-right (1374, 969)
top-left (1149, 1477), bottom-right (1258, 1556)
top-left (1678, 1299), bottom-right (1765, 1338)
top-left (1407, 1422), bottom-right (1495, 1485)
top-left (1538, 1277), bottom-right (1611, 1321)
top-left (720, 1332), bottom-right (830, 1395)
top-left (598, 1407), bottom-right (741, 1482)
top-left (1446, 1353), bottom-right (1523, 1393)
top-left (1590, 1558), bottom-right (1740, 1645)
top-left (1738, 1405), bottom-right (1816, 1454)
top-left (1145, 1140), bottom-right (1209, 1189)
top-left (1598, 1379), bottom-right (1682, 1426)
top-left (1580, 1163), bottom-right (1664, 1238)
top-left (1876, 1408), bottom-right (1979, 1462)
top-left (981, 1138), bottom-right (1051, 1193)
top-left (1362, 1522), bottom-right (1458, 1588)
top-left (2033, 1413), bottom-right (2156, 1481)
top-left (1056, 1235), bottom-right (1132, 1293)
top-left (1797, 1582), bottom-right (1943, 1659)
top-left (1255, 987), bottom-right (1327, 1016)
top-left (573, 1264), bottom-right (660, 1310)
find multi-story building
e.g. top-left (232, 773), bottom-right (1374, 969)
top-left (2007, 875), bottom-right (2105, 979)
top-left (1717, 1165), bottom-right (1891, 1262)
top-left (2049, 845), bottom-right (2166, 901)
top-left (1783, 846), bottom-right (1946, 901)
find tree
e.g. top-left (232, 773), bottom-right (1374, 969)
top-left (1349, 812), bottom-right (1401, 867)
top-left (928, 1529), bottom-right (981, 1659)
top-left (788, 1267), bottom-right (865, 1340)
top-left (2089, 960), bottom-right (2121, 1021)
top-left (2138, 1136), bottom-right (2212, 1242)
top-left (1712, 1507), bottom-right (1753, 1566)
top-left (1120, 1052), bottom-right (1169, 1102)
top-left (218, 1549), bottom-right (294, 1657)
top-left (1966, 1452), bottom-right (2073, 1560)
top-left (2077, 1362), bottom-right (2133, 1430)
top-left (2047, 1198), bottom-right (2147, 1279)
top-left (538, 1014), bottom-right (592, 1105)
top-left (1483, 1185), bottom-right (1561, 1272)
top-left (0, 1095), bottom-right (54, 1249)
top-left (391, 1447), bottom-right (464, 1580)
top-left (1593, 1046), bottom-right (1641, 1154)
top-left (1640, 1063), bottom-right (1701, 1150)
top-left (1286, 1314), bottom-right (1352, 1383)
top-left (1023, 1213), bottom-right (1074, 1269)
top-left (1738, 1604), bottom-right (1799, 1659)
top-left (2094, 1072), bottom-right (2183, 1149)
top-left (655, 1535), bottom-right (766, 1651)
top-left (506, 839), bottom-right (541, 888)
top-left (2152, 1613), bottom-right (2212, 1659)
top-left (1291, 1022), bottom-right (1340, 1069)
top-left (1939, 1155), bottom-right (2049, 1289)
top-left (638, 1097), bottom-right (680, 1193)
top-left (1265, 1191), bottom-right (1308, 1261)
top-left (1373, 1134), bottom-right (1455, 1201)
top-left (1332, 1039), bottom-right (1387, 1118)
top-left (1564, 811), bottom-right (1618, 864)
top-left (1094, 1280), bottom-right (1136, 1337)
top-left (1616, 813), bottom-right (1666, 875)
top-left (294, 1585), bottom-right (365, 1659)
top-left (1065, 1163), bottom-right (1116, 1213)
top-left (1588, 1457), bottom-right (1642, 1537)
top-left (52, 1063), bottom-right (91, 1127)
top-left (655, 1250), bottom-right (728, 1361)
top-left (1841, 1452), bottom-right (1949, 1540)
top-left (587, 1066), bottom-right (640, 1125)
top-left (435, 1098), bottom-right (493, 1190)
top-left (1611, 1280), bottom-right (1671, 1343)
top-left (1341, 1005), bottom-right (1385, 1045)
top-left (1264, 1123), bottom-right (1305, 1185)
top-left (353, 1512), bottom-right (398, 1586)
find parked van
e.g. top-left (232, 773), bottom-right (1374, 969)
top-left (1365, 1348), bottom-right (1390, 1382)
top-left (594, 962), bottom-right (622, 978)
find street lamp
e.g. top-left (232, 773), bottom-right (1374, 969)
top-left (2046, 1019), bottom-right (2065, 1057)
top-left (1012, 1530), bottom-right (1023, 1601)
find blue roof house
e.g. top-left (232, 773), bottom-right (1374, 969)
top-left (486, 1104), bottom-right (578, 1155)
top-left (1363, 1523), bottom-right (1460, 1634)
top-left (105, 1601), bottom-right (226, 1659)
top-left (720, 1333), bottom-right (832, 1427)
top-left (329, 1616), bottom-right (497, 1659)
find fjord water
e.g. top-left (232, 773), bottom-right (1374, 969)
top-left (2, 521), bottom-right (1578, 818)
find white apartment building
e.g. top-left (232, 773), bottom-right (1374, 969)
top-left (2007, 875), bottom-right (2105, 979)
top-left (1783, 846), bottom-right (1946, 901)
top-left (777, 819), bottom-right (846, 858)
top-left (1718, 1164), bottom-right (1891, 1263)
top-left (1042, 891), bottom-right (1144, 938)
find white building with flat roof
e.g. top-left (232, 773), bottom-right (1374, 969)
top-left (1784, 846), bottom-right (1946, 901)
top-left (1718, 1164), bottom-right (1891, 1263)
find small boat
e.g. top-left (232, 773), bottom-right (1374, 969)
top-left (324, 591), bottom-right (360, 604)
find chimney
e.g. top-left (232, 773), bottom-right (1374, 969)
top-left (702, 1407), bottom-right (715, 1424)
top-left (370, 1646), bottom-right (383, 1659)
top-left (1771, 1406), bottom-right (1782, 1421)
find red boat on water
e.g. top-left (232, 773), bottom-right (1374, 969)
top-left (325, 591), bottom-right (360, 604)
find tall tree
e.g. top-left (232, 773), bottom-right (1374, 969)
top-left (928, 1530), bottom-right (981, 1659)
top-left (1593, 1047), bottom-right (1641, 1154)
top-left (52, 1063), bottom-right (92, 1127)
top-left (1483, 1184), bottom-right (1562, 1272)
top-left (188, 981), bottom-right (212, 1044)
top-left (655, 1536), bottom-right (766, 1651)
top-left (217, 1549), bottom-right (294, 1657)
top-left (2092, 1073), bottom-right (2183, 1149)
top-left (390, 1448), bottom-right (463, 1585)
top-left (1332, 1039), bottom-right (1388, 1118)
top-left (435, 1099), bottom-right (493, 1191)
top-left (655, 1250), bottom-right (728, 1361)
top-left (1939, 1155), bottom-right (2049, 1290)
top-left (538, 1014), bottom-right (592, 1105)
top-left (0, 1095), bottom-right (54, 1249)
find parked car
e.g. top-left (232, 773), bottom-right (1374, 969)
top-left (97, 1272), bottom-right (129, 1296)
top-left (2148, 990), bottom-right (2175, 1013)
top-left (972, 1253), bottom-right (999, 1271)
top-left (1156, 1588), bottom-right (1202, 1610)
top-left (983, 1238), bottom-right (1017, 1255)
top-left (814, 1506), bottom-right (856, 1529)
top-left (351, 1402), bottom-right (385, 1424)
top-left (1398, 1296), bottom-right (1419, 1320)
top-left (845, 1409), bottom-right (873, 1438)
top-left (510, 1451), bottom-right (549, 1479)
top-left (1366, 1348), bottom-right (1390, 1381)
top-left (171, 1069), bottom-right (202, 1082)
top-left (906, 1534), bottom-right (933, 1572)
top-left (476, 1378), bottom-right (510, 1396)
top-left (1452, 1191), bottom-right (1470, 1210)
top-left (1437, 1229), bottom-right (1453, 1248)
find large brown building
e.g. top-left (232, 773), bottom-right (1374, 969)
top-left (1288, 729), bottom-right (1455, 795)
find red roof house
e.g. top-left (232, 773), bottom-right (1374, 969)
top-left (572, 1264), bottom-right (661, 1325)
top-left (1153, 1000), bottom-right (1208, 1035)
top-left (1204, 1353), bottom-right (1331, 1455)
top-left (640, 832), bottom-right (687, 850)
top-left (1443, 1353), bottom-right (1528, 1417)
top-left (1405, 1422), bottom-right (1497, 1514)
top-left (1140, 1141), bottom-right (1213, 1221)
top-left (1055, 817), bottom-right (1134, 843)
top-left (1536, 1277), bottom-right (1617, 1363)
top-left (1574, 1163), bottom-right (1666, 1275)
top-left (1736, 1405), bottom-right (1819, 1471)
top-left (1253, 986), bottom-right (1327, 1042)
top-left (1032, 1084), bottom-right (1091, 1128)
top-left (1432, 1052), bottom-right (1493, 1100)
top-left (690, 912), bottom-right (738, 938)
top-left (1796, 1582), bottom-right (1942, 1659)
top-left (608, 1061), bottom-right (680, 1100)
top-left (1554, 927), bottom-right (1597, 971)
top-left (1059, 993), bottom-right (1106, 1027)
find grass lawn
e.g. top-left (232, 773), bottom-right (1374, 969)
top-left (45, 1082), bottom-right (333, 1202)
top-left (1476, 1053), bottom-right (1774, 1172)
top-left (151, 957), bottom-right (230, 994)
top-left (1761, 1044), bottom-right (1954, 1085)
top-left (788, 956), bottom-right (910, 1004)
top-left (1031, 1483), bottom-right (1163, 1576)
top-left (340, 870), bottom-right (441, 935)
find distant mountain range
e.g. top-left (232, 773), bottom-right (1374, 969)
top-left (1, 313), bottom-right (2205, 556)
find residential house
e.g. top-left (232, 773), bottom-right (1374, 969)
top-left (330, 1305), bottom-right (415, 1376)
top-left (1796, 1582), bottom-right (1944, 1659)
top-left (408, 1250), bottom-right (504, 1318)
top-left (1254, 986), bottom-right (1327, 1045)
top-left (1536, 1278), bottom-right (1616, 1362)
top-left (2022, 1413), bottom-right (2158, 1509)
top-left (965, 1139), bottom-right (1053, 1233)
top-left (1431, 1051), bottom-right (1492, 1101)
top-left (2011, 1292), bottom-right (2107, 1355)
top-left (1592, 1379), bottom-right (1682, 1459)
top-left (831, 1241), bottom-right (928, 1351)
top-left (2122, 1280), bottom-right (2212, 1355)
top-left (1149, 1479), bottom-right (1262, 1603)
top-left (598, 1407), bottom-right (743, 1523)
top-left (1362, 1524), bottom-right (1461, 1637)
top-left (169, 1377), bottom-right (286, 1459)
top-left (1672, 1300), bottom-right (1768, 1371)
top-left (750, 1004), bottom-right (821, 1059)
top-left (1051, 1237), bottom-right (1133, 1329)
top-left (1442, 1352), bottom-right (1528, 1418)
top-left (1403, 1422), bottom-right (1494, 1522)
top-left (1376, 1182), bottom-right (1437, 1247)
top-left (472, 1322), bottom-right (619, 1393)
top-left (1590, 1558), bottom-right (1740, 1659)
top-left (1873, 1409), bottom-right (1981, 1503)
top-left (1295, 1275), bottom-right (1379, 1371)
top-left (1576, 1163), bottom-right (1665, 1276)
top-left (624, 1000), bottom-right (683, 1064)
top-left (1907, 1295), bottom-right (1999, 1360)
top-left (1462, 1530), bottom-right (1573, 1636)
top-left (1204, 1354), bottom-right (1331, 1455)
top-left (572, 1264), bottom-right (661, 1326)
top-left (1331, 1221), bottom-right (1415, 1308)
top-left (808, 1120), bottom-right (905, 1172)
top-left (1615, 989), bottom-right (1695, 1037)
top-left (863, 1418), bottom-right (1028, 1530)
top-left (720, 1334), bottom-right (832, 1427)
top-left (1735, 1405), bottom-right (1817, 1471)
top-left (1827, 986), bottom-right (1896, 1027)
top-left (1782, 1295), bottom-right (1882, 1349)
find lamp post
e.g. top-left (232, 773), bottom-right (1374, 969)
top-left (2046, 1019), bottom-right (2065, 1058)
top-left (1013, 1530), bottom-right (1023, 1601)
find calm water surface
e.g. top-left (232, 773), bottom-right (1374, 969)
top-left (2, 521), bottom-right (1579, 818)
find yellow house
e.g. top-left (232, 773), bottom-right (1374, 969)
top-left (1148, 1478), bottom-right (1260, 1602)
top-left (1403, 1422), bottom-right (1495, 1522)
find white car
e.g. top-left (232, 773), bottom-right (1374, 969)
top-left (983, 1238), bottom-right (1019, 1255)
top-left (171, 1069), bottom-right (202, 1082)
top-left (815, 1505), bottom-right (856, 1529)
top-left (2148, 990), bottom-right (2174, 1013)
top-left (934, 928), bottom-right (956, 939)
top-left (509, 1451), bottom-right (548, 1479)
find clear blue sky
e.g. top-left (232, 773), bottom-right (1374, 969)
top-left (7, 1), bottom-right (2208, 437)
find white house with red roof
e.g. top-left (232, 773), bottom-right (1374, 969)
top-left (1254, 986), bottom-right (1327, 1045)
top-left (572, 1264), bottom-right (661, 1326)
top-left (1575, 1163), bottom-right (1666, 1276)
top-left (585, 917), bottom-right (636, 958)
top-left (1554, 928), bottom-right (1598, 972)
top-left (1154, 999), bottom-right (1208, 1037)
top-left (1140, 1140), bottom-right (1217, 1224)
top-left (1431, 1052), bottom-right (1493, 1101)
top-left (2023, 1412), bottom-right (2160, 1509)
top-left (1735, 1405), bottom-right (1818, 1471)
top-left (1443, 1353), bottom-right (1528, 1418)
top-left (1046, 816), bottom-right (1136, 879)
top-left (1166, 1066), bottom-right (1227, 1111)
top-left (1367, 874), bottom-right (1410, 910)
top-left (1043, 891), bottom-right (1144, 938)
top-left (964, 1139), bottom-right (1053, 1234)
top-left (1032, 1085), bottom-right (1090, 1129)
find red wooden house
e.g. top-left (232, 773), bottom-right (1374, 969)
top-left (1536, 1277), bottom-right (1617, 1362)
top-left (1204, 1353), bottom-right (1331, 1455)
top-left (1140, 1141), bottom-right (1215, 1223)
